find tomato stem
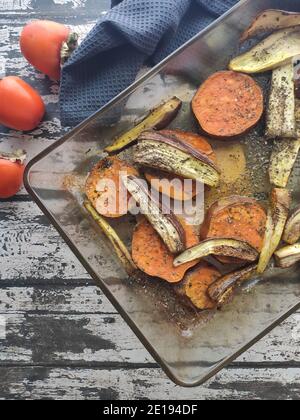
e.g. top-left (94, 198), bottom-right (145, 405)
top-left (61, 32), bottom-right (78, 66)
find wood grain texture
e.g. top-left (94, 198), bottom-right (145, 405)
top-left (0, 286), bottom-right (299, 366)
top-left (0, 201), bottom-right (88, 281)
top-left (0, 0), bottom-right (299, 400)
top-left (0, 0), bottom-right (110, 14)
top-left (0, 367), bottom-right (300, 400)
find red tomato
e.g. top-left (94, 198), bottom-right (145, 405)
top-left (0, 158), bottom-right (25, 199)
top-left (0, 76), bottom-right (45, 131)
top-left (20, 20), bottom-right (70, 80)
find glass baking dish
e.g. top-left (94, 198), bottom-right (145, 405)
top-left (24, 0), bottom-right (300, 387)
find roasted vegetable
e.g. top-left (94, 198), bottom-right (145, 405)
top-left (174, 238), bottom-right (259, 267)
top-left (269, 138), bottom-right (300, 187)
top-left (201, 196), bottom-right (267, 263)
top-left (105, 97), bottom-right (182, 153)
top-left (144, 130), bottom-right (216, 201)
top-left (192, 71), bottom-right (264, 138)
top-left (176, 263), bottom-right (221, 310)
top-left (274, 244), bottom-right (300, 268)
top-left (159, 130), bottom-right (216, 161)
top-left (122, 175), bottom-right (185, 254)
top-left (208, 264), bottom-right (258, 307)
top-left (266, 63), bottom-right (297, 139)
top-left (229, 27), bottom-right (300, 73)
top-left (85, 156), bottom-right (139, 218)
top-left (240, 9), bottom-right (300, 42)
top-left (257, 188), bottom-right (291, 273)
top-left (283, 206), bottom-right (300, 244)
top-left (132, 218), bottom-right (200, 283)
top-left (144, 169), bottom-right (197, 202)
top-left (268, 87), bottom-right (300, 187)
top-left (84, 201), bottom-right (137, 275)
top-left (133, 131), bottom-right (220, 187)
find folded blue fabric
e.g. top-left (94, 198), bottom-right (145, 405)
top-left (60, 0), bottom-right (238, 127)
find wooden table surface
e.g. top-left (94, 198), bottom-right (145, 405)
top-left (0, 0), bottom-right (299, 400)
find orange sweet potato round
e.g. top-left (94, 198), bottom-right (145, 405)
top-left (177, 263), bottom-right (221, 310)
top-left (132, 217), bottom-right (199, 283)
top-left (192, 71), bottom-right (264, 138)
top-left (201, 196), bottom-right (266, 264)
top-left (85, 156), bottom-right (139, 218)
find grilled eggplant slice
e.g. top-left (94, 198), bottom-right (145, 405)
top-left (173, 238), bottom-right (259, 267)
top-left (240, 9), bottom-right (300, 42)
top-left (266, 63), bottom-right (297, 139)
top-left (133, 131), bottom-right (220, 187)
top-left (105, 97), bottom-right (182, 153)
top-left (208, 264), bottom-right (258, 307)
top-left (269, 93), bottom-right (300, 187)
top-left (283, 206), bottom-right (300, 244)
top-left (229, 27), bottom-right (300, 73)
top-left (257, 188), bottom-right (291, 273)
top-left (269, 138), bottom-right (300, 187)
top-left (122, 175), bottom-right (185, 254)
top-left (84, 201), bottom-right (137, 275)
top-left (274, 244), bottom-right (300, 268)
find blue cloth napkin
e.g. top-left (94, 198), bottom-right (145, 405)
top-left (60, 0), bottom-right (238, 127)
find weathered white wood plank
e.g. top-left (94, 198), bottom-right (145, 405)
top-left (0, 313), bottom-right (151, 364)
top-left (0, 200), bottom-right (88, 281)
top-left (0, 312), bottom-right (299, 365)
top-left (0, 286), bottom-right (299, 365)
top-left (1, 366), bottom-right (299, 400)
top-left (0, 0), bottom-right (32, 11)
top-left (0, 286), bottom-right (113, 313)
top-left (0, 0), bottom-right (109, 12)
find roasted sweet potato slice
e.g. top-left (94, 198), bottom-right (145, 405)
top-left (201, 196), bottom-right (266, 263)
top-left (85, 156), bottom-right (139, 218)
top-left (176, 263), bottom-right (221, 310)
top-left (132, 217), bottom-right (199, 283)
top-left (145, 169), bottom-right (197, 201)
top-left (160, 130), bottom-right (217, 161)
top-left (192, 71), bottom-right (264, 138)
top-left (144, 130), bottom-right (216, 200)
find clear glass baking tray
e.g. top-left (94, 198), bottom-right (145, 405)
top-left (24, 0), bottom-right (300, 387)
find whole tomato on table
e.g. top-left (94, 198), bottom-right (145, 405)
top-left (0, 150), bottom-right (26, 199)
top-left (0, 76), bottom-right (45, 131)
top-left (20, 20), bottom-right (78, 80)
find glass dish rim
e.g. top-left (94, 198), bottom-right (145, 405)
top-left (23, 0), bottom-right (300, 387)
